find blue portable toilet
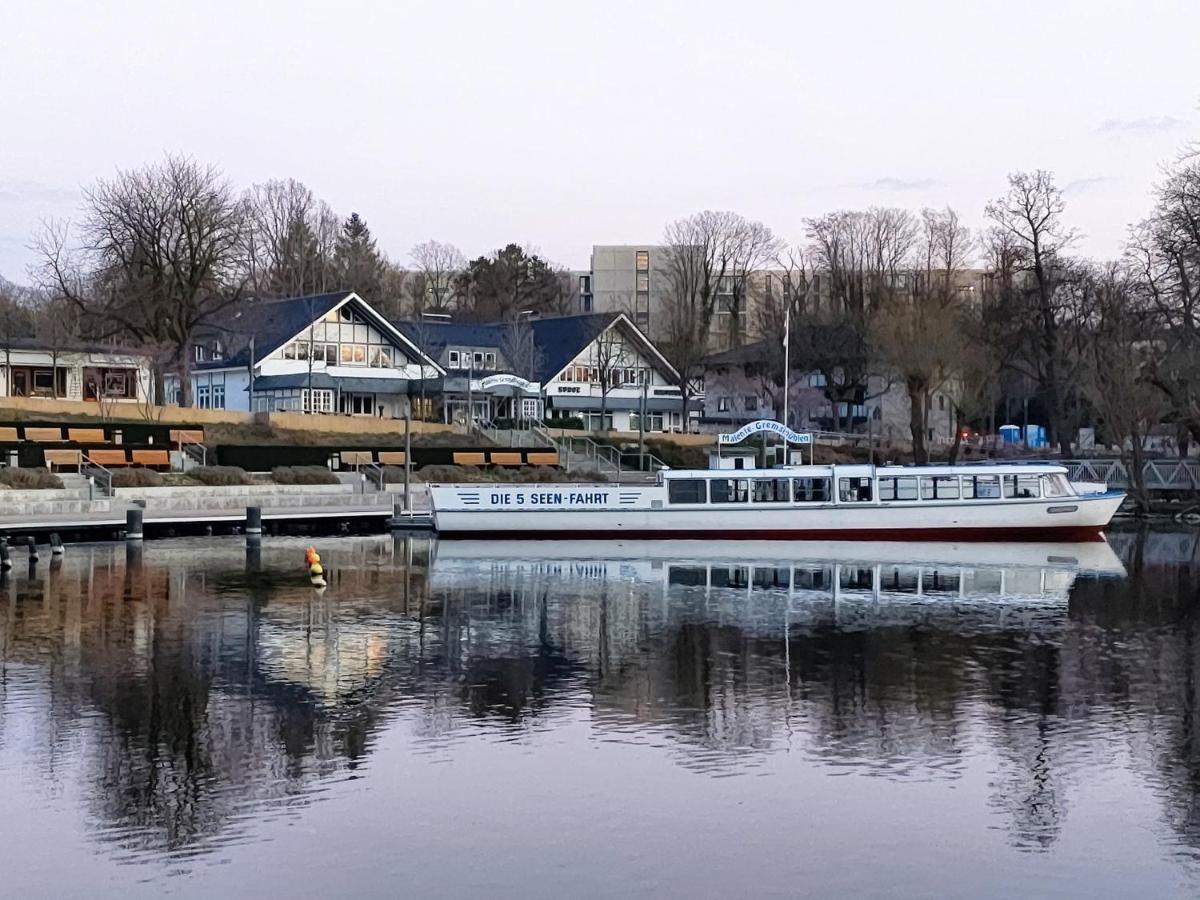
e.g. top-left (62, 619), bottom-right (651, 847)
top-left (1025, 424), bottom-right (1047, 449)
top-left (999, 425), bottom-right (1021, 445)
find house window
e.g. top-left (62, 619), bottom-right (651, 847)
top-left (212, 383), bottom-right (226, 409)
top-left (473, 352), bottom-right (484, 369)
top-left (636, 273), bottom-right (650, 292)
top-left (303, 389), bottom-right (334, 413)
top-left (745, 396), bottom-right (758, 411)
top-left (717, 397), bottom-right (730, 412)
top-left (370, 348), bottom-right (392, 368)
top-left (196, 384), bottom-right (211, 408)
top-left (938, 394), bottom-right (946, 411)
top-left (194, 345), bottom-right (205, 362)
top-left (449, 350), bottom-right (460, 368)
top-left (635, 250), bottom-right (649, 271)
top-left (485, 352), bottom-right (496, 369)
top-left (212, 340), bottom-right (223, 360)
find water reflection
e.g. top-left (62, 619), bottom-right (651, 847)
top-left (1, 531), bottom-right (1200, 888)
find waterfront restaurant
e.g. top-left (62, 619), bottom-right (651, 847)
top-left (396, 312), bottom-right (685, 431)
top-left (169, 291), bottom-right (444, 415)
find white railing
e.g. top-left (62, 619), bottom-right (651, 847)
top-left (1058, 459), bottom-right (1200, 491)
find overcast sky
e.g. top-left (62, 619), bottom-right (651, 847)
top-left (1, 0), bottom-right (1197, 280)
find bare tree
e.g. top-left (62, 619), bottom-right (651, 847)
top-left (870, 207), bottom-right (975, 463)
top-left (985, 170), bottom-right (1079, 456)
top-left (660, 210), bottom-right (781, 414)
top-left (1077, 263), bottom-right (1165, 509)
top-left (0, 279), bottom-right (35, 397)
top-left (592, 321), bottom-right (634, 432)
top-left (242, 178), bottom-right (339, 298)
top-left (498, 319), bottom-right (544, 423)
top-left (409, 240), bottom-right (465, 313)
top-left (36, 155), bottom-right (248, 405)
top-left (800, 207), bottom-right (918, 432)
top-left (1128, 149), bottom-right (1200, 448)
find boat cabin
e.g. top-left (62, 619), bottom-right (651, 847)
top-left (661, 464), bottom-right (1078, 507)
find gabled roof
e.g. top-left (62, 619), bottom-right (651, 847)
top-left (702, 339), bottom-right (773, 367)
top-left (199, 291), bottom-right (443, 374)
top-left (393, 312), bottom-right (679, 384)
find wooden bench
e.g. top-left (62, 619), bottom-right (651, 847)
top-left (25, 427), bottom-right (64, 443)
top-left (377, 451), bottom-right (407, 466)
top-left (0, 427), bottom-right (18, 443)
top-left (86, 449), bottom-right (129, 467)
top-left (489, 452), bottom-right (523, 466)
top-left (44, 449), bottom-right (83, 470)
top-left (341, 450), bottom-right (374, 467)
top-left (452, 451), bottom-right (486, 466)
top-left (67, 427), bottom-right (108, 444)
top-left (526, 451), bottom-right (560, 466)
top-left (131, 449), bottom-right (171, 469)
top-left (169, 429), bottom-right (205, 444)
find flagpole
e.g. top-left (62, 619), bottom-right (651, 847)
top-left (782, 304), bottom-right (790, 430)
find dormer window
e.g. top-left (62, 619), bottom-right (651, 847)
top-left (449, 350), bottom-right (460, 368)
top-left (194, 345), bottom-right (205, 362)
top-left (212, 339), bottom-right (223, 360)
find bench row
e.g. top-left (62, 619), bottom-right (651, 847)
top-left (45, 449), bottom-right (171, 470)
top-left (338, 450), bottom-right (560, 468)
top-left (0, 427), bottom-right (204, 445)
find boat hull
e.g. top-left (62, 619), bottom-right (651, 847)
top-left (430, 488), bottom-right (1126, 542)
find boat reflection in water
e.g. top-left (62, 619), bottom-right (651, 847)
top-left (11, 532), bottom-right (1200, 898)
top-left (433, 538), bottom-right (1126, 615)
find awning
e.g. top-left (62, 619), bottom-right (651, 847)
top-left (547, 396), bottom-right (683, 412)
top-left (250, 373), bottom-right (409, 393)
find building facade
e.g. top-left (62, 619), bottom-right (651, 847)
top-left (0, 338), bottom-right (153, 405)
top-left (169, 291), bottom-right (444, 416)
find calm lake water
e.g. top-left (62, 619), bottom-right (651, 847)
top-left (2, 529), bottom-right (1200, 898)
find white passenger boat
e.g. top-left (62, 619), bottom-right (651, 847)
top-left (429, 463), bottom-right (1125, 542)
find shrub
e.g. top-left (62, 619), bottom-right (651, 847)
top-left (544, 415), bottom-right (586, 430)
top-left (189, 465), bottom-right (254, 486)
top-left (111, 468), bottom-right (163, 488)
top-left (0, 467), bottom-right (63, 489)
top-left (272, 465), bottom-right (340, 485)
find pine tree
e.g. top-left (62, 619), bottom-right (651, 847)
top-left (335, 212), bottom-right (385, 300)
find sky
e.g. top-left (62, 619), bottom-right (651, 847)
top-left (1, 0), bottom-right (1197, 281)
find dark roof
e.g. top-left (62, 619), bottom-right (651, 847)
top-left (702, 339), bottom-right (773, 367)
top-left (528, 313), bottom-right (619, 381)
top-left (196, 291), bottom-right (352, 370)
top-left (393, 313), bottom-right (621, 381)
top-left (392, 320), bottom-right (507, 356)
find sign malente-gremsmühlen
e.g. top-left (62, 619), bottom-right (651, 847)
top-left (718, 420), bottom-right (813, 445)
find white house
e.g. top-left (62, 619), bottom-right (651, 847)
top-left (168, 291), bottom-right (444, 416)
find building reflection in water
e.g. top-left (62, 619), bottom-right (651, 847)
top-left (0, 531), bottom-right (1199, 864)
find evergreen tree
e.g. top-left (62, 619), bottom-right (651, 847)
top-left (335, 212), bottom-right (386, 301)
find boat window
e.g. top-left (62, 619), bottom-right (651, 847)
top-left (1042, 474), bottom-right (1070, 497)
top-left (793, 477), bottom-right (831, 503)
top-left (752, 478), bottom-right (791, 503)
top-left (879, 476), bottom-right (918, 501)
top-left (668, 478), bottom-right (707, 504)
top-left (709, 478), bottom-right (750, 503)
top-left (963, 475), bottom-right (1001, 499)
top-left (838, 477), bottom-right (873, 503)
top-left (920, 476), bottom-right (960, 500)
top-left (1003, 474), bottom-right (1041, 499)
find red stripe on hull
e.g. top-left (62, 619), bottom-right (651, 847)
top-left (436, 526), bottom-right (1108, 543)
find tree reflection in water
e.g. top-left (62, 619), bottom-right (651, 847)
top-left (0, 530), bottom-right (1198, 864)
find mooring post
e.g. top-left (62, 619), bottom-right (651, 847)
top-left (246, 506), bottom-right (262, 536)
top-left (49, 533), bottom-right (64, 556)
top-left (27, 536), bottom-right (38, 564)
top-left (0, 539), bottom-right (10, 571)
top-left (126, 508), bottom-right (144, 541)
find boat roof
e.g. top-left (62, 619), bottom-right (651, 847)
top-left (661, 463), bottom-right (1069, 479)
